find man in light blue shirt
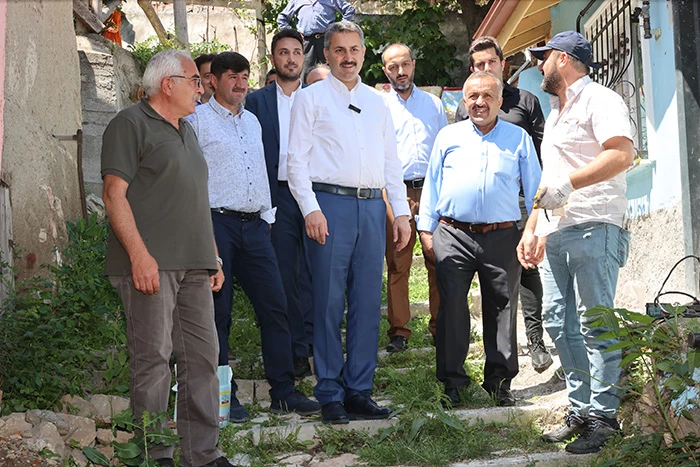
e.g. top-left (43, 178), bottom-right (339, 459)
top-left (418, 71), bottom-right (541, 408)
top-left (381, 43), bottom-right (447, 353)
top-left (277, 0), bottom-right (355, 73)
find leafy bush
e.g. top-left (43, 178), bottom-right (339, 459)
top-left (129, 37), bottom-right (231, 71)
top-left (360, 0), bottom-right (462, 87)
top-left (0, 214), bottom-right (128, 414)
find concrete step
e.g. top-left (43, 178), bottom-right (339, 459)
top-left (230, 398), bottom-right (566, 445)
top-left (449, 450), bottom-right (595, 467)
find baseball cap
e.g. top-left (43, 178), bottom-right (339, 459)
top-left (529, 31), bottom-right (599, 69)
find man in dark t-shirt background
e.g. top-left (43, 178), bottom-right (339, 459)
top-left (455, 36), bottom-right (552, 374)
top-left (101, 49), bottom-right (235, 467)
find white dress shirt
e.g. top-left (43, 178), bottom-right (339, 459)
top-left (535, 76), bottom-right (632, 236)
top-left (383, 86), bottom-right (448, 181)
top-left (287, 73), bottom-right (409, 218)
top-left (276, 80), bottom-right (301, 181)
top-left (185, 97), bottom-right (276, 224)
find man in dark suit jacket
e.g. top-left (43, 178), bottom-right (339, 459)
top-left (246, 29), bottom-right (313, 379)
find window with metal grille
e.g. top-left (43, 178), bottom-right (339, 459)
top-left (582, 0), bottom-right (648, 158)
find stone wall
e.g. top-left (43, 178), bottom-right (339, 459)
top-left (1, 0), bottom-right (82, 281)
top-left (77, 34), bottom-right (142, 196)
top-left (616, 203), bottom-right (689, 312)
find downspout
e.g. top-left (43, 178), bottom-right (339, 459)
top-left (576, 0), bottom-right (599, 33)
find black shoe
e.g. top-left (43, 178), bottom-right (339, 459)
top-left (294, 357), bottom-right (312, 379)
top-left (270, 389), bottom-right (321, 416)
top-left (565, 416), bottom-right (620, 454)
top-left (199, 456), bottom-right (239, 467)
top-left (344, 394), bottom-right (393, 420)
top-left (442, 387), bottom-right (461, 408)
top-left (482, 384), bottom-right (516, 407)
top-left (321, 401), bottom-right (350, 424)
top-left (386, 335), bottom-right (407, 353)
top-left (528, 338), bottom-right (554, 373)
top-left (228, 395), bottom-right (250, 423)
top-left (155, 459), bottom-right (175, 467)
top-left (542, 412), bottom-right (587, 443)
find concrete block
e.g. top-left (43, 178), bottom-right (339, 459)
top-left (25, 409), bottom-right (70, 436)
top-left (23, 421), bottom-right (67, 458)
top-left (89, 394), bottom-right (130, 423)
top-left (61, 414), bottom-right (97, 447)
top-left (0, 412), bottom-right (33, 437)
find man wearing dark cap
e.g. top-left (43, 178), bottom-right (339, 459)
top-left (519, 31), bottom-right (634, 454)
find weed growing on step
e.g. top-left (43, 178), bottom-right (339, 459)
top-left (219, 424), bottom-right (312, 467)
top-left (0, 215), bottom-right (128, 414)
top-left (83, 409), bottom-right (179, 467)
top-left (355, 413), bottom-right (551, 466)
top-left (315, 426), bottom-right (372, 456)
top-left (584, 306), bottom-right (700, 465)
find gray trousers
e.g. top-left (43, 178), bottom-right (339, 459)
top-left (110, 270), bottom-right (221, 467)
top-left (433, 223), bottom-right (521, 391)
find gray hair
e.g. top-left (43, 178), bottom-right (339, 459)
top-left (324, 20), bottom-right (364, 50)
top-left (463, 71), bottom-right (504, 98)
top-left (142, 49), bottom-right (192, 97)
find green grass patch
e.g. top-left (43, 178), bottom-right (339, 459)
top-left (219, 424), bottom-right (312, 467)
top-left (356, 414), bottom-right (552, 466)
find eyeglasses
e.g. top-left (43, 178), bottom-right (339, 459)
top-left (169, 75), bottom-right (202, 88)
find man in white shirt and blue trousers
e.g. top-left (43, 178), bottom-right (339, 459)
top-left (287, 21), bottom-right (412, 424)
top-left (418, 71), bottom-right (541, 409)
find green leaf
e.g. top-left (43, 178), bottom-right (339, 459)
top-left (663, 375), bottom-right (685, 392)
top-left (408, 417), bottom-right (427, 443)
top-left (113, 441), bottom-right (142, 460)
top-left (681, 409), bottom-right (695, 421)
top-left (619, 352), bottom-right (642, 368)
top-left (83, 446), bottom-right (111, 466)
top-left (437, 412), bottom-right (465, 432)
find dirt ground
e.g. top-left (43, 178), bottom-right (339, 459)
top-left (0, 438), bottom-right (56, 467)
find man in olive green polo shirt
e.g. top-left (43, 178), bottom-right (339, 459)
top-left (101, 49), bottom-right (236, 467)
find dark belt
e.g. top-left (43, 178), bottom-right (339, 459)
top-left (212, 207), bottom-right (261, 222)
top-left (278, 180), bottom-right (288, 188)
top-left (307, 33), bottom-right (324, 39)
top-left (404, 178), bottom-right (424, 189)
top-left (439, 216), bottom-right (514, 234)
top-left (312, 182), bottom-right (382, 199)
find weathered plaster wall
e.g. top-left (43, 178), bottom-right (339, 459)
top-left (121, 2), bottom-right (263, 78)
top-left (1, 0), bottom-right (82, 281)
top-left (77, 34), bottom-right (142, 196)
top-left (121, 2), bottom-right (472, 87)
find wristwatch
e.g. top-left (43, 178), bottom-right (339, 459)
top-left (216, 256), bottom-right (223, 266)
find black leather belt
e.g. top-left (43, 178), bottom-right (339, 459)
top-left (439, 216), bottom-right (514, 234)
top-left (309, 33), bottom-right (324, 39)
top-left (404, 178), bottom-right (424, 189)
top-left (212, 208), bottom-right (260, 222)
top-left (278, 180), bottom-right (288, 187)
top-left (312, 182), bottom-right (382, 199)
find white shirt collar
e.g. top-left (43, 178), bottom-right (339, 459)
top-left (327, 72), bottom-right (361, 95)
top-left (275, 79), bottom-right (302, 98)
top-left (210, 94), bottom-right (244, 118)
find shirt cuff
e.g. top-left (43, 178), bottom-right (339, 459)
top-left (262, 207), bottom-right (276, 224)
top-left (416, 214), bottom-right (438, 233)
top-left (299, 197), bottom-right (321, 218)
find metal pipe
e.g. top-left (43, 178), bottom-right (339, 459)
top-left (577, 0), bottom-right (599, 33)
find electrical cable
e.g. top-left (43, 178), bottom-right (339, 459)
top-left (652, 255), bottom-right (700, 317)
